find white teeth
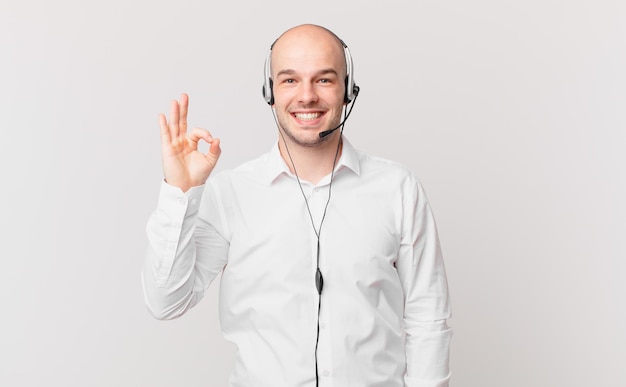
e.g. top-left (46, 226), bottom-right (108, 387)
top-left (294, 112), bottom-right (321, 121)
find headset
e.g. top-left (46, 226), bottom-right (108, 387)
top-left (261, 28), bottom-right (359, 387)
top-left (261, 33), bottom-right (359, 105)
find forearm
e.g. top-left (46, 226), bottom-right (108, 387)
top-left (142, 182), bottom-right (206, 320)
top-left (402, 239), bottom-right (452, 386)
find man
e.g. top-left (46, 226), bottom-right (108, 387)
top-left (143, 24), bottom-right (452, 387)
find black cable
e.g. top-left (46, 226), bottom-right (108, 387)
top-left (269, 94), bottom-right (357, 386)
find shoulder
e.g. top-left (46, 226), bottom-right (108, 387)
top-left (349, 147), bottom-right (434, 210)
top-left (355, 148), bottom-right (421, 185)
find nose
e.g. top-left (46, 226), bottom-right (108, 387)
top-left (296, 81), bottom-right (319, 105)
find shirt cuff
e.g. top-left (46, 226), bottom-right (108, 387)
top-left (157, 180), bottom-right (205, 217)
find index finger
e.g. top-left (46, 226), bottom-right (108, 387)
top-left (179, 93), bottom-right (189, 133)
top-left (169, 99), bottom-right (180, 138)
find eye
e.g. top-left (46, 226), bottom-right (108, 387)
top-left (318, 78), bottom-right (331, 84)
top-left (284, 79), bottom-right (296, 84)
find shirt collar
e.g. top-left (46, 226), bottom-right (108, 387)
top-left (265, 136), bottom-right (361, 184)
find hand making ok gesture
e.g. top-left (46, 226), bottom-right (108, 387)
top-left (159, 94), bottom-right (221, 192)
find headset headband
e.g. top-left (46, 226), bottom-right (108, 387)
top-left (261, 31), bottom-right (358, 105)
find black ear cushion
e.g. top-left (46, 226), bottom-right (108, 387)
top-left (262, 79), bottom-right (274, 105)
top-left (268, 79), bottom-right (274, 105)
top-left (345, 77), bottom-right (358, 103)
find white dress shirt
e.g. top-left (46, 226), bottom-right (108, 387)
top-left (143, 137), bottom-right (452, 387)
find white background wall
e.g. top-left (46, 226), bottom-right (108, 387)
top-left (1, 0), bottom-right (624, 386)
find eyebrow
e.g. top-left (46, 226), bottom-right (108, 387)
top-left (275, 68), bottom-right (339, 78)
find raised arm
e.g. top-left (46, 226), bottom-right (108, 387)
top-left (142, 94), bottom-right (228, 320)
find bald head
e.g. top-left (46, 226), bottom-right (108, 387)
top-left (264, 25), bottom-right (351, 148)
top-left (272, 24), bottom-right (346, 51)
top-left (270, 24), bottom-right (347, 80)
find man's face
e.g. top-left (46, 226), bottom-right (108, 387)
top-left (270, 28), bottom-right (346, 147)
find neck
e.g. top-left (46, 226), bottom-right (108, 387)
top-left (278, 132), bottom-right (343, 185)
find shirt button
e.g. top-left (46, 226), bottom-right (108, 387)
top-left (323, 370), bottom-right (330, 377)
top-left (320, 323), bottom-right (326, 330)
top-left (178, 198), bottom-right (186, 206)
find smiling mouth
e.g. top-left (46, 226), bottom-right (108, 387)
top-left (293, 112), bottom-right (323, 121)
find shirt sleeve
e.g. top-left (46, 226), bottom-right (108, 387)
top-left (141, 180), bottom-right (229, 320)
top-left (396, 177), bottom-right (453, 387)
